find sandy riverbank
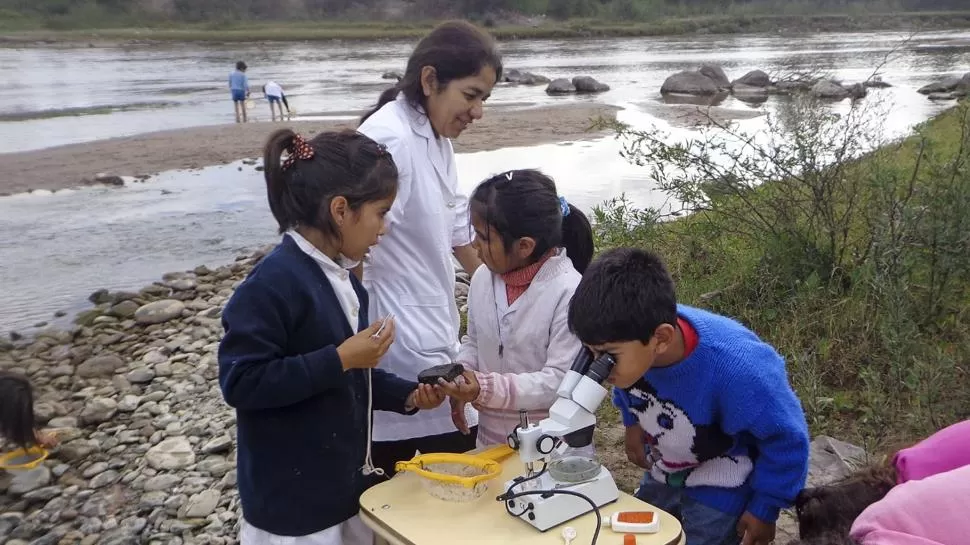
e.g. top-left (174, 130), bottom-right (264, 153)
top-left (0, 103), bottom-right (618, 196)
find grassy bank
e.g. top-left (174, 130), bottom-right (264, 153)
top-left (2, 11), bottom-right (970, 43)
top-left (592, 99), bottom-right (970, 458)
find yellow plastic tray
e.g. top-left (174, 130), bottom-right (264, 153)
top-left (0, 445), bottom-right (49, 471)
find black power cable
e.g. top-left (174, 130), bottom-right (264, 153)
top-left (497, 485), bottom-right (602, 545)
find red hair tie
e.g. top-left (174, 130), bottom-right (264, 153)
top-left (282, 134), bottom-right (314, 171)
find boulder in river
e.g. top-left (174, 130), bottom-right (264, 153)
top-left (572, 76), bottom-right (610, 94)
top-left (545, 78), bottom-right (576, 95)
top-left (661, 71), bottom-right (719, 96)
top-left (698, 64), bottom-right (730, 89)
top-left (504, 68), bottom-right (550, 85)
top-left (732, 70), bottom-right (772, 89)
top-left (381, 71), bottom-right (402, 81)
top-left (918, 73), bottom-right (970, 95)
top-left (811, 80), bottom-right (850, 100)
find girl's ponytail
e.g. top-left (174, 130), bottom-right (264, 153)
top-left (263, 129), bottom-right (297, 234)
top-left (561, 203), bottom-right (594, 274)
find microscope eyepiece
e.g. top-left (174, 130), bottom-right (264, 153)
top-left (584, 353), bottom-right (616, 385)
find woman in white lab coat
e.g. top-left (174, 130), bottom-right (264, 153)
top-left (357, 20), bottom-right (503, 475)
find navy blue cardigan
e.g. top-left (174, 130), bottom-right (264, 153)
top-left (218, 236), bottom-right (418, 536)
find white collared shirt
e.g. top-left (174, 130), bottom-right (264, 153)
top-left (358, 94), bottom-right (477, 441)
top-left (286, 230), bottom-right (361, 330)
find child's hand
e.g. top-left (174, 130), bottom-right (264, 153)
top-left (336, 319), bottom-right (395, 371)
top-left (450, 398), bottom-right (470, 435)
top-left (737, 512), bottom-right (775, 545)
top-left (408, 384), bottom-right (445, 410)
top-left (624, 425), bottom-right (651, 469)
top-left (434, 370), bottom-right (480, 403)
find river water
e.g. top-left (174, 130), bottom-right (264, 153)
top-left (1, 29), bottom-right (969, 333)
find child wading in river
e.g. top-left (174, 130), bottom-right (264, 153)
top-left (218, 129), bottom-right (445, 545)
top-left (438, 169), bottom-right (594, 448)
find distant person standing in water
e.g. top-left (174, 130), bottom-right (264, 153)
top-left (262, 80), bottom-right (291, 121)
top-left (229, 61), bottom-right (250, 123)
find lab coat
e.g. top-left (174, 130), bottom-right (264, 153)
top-left (358, 94), bottom-right (479, 441)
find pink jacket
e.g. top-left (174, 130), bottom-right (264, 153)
top-left (850, 464), bottom-right (970, 545)
top-left (893, 420), bottom-right (970, 484)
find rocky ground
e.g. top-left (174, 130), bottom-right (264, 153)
top-left (0, 246), bottom-right (472, 545)
top-left (0, 245), bottom-right (864, 545)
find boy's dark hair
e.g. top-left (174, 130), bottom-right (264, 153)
top-left (470, 169), bottom-right (593, 273)
top-left (263, 129), bottom-right (398, 238)
top-left (360, 20), bottom-right (502, 125)
top-left (568, 248), bottom-right (677, 345)
top-left (236, 61), bottom-right (247, 71)
top-left (795, 465), bottom-right (896, 541)
top-left (0, 371), bottom-right (37, 450)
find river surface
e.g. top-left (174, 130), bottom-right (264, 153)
top-left (1, 30), bottom-right (969, 333)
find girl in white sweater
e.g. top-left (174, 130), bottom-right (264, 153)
top-left (438, 169), bottom-right (594, 447)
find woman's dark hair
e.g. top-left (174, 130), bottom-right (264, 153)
top-left (263, 129), bottom-right (398, 239)
top-left (470, 169), bottom-right (593, 274)
top-left (0, 371), bottom-right (37, 450)
top-left (795, 465), bottom-right (897, 541)
top-left (360, 20), bottom-right (502, 124)
top-left (236, 61), bottom-right (247, 71)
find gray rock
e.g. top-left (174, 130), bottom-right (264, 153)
top-left (846, 82), bottom-right (867, 99)
top-left (8, 465), bottom-right (52, 495)
top-left (381, 71), bottom-right (403, 81)
top-left (76, 354), bottom-right (125, 378)
top-left (81, 397), bottom-right (118, 425)
top-left (545, 78), bottom-right (576, 95)
top-left (108, 300), bottom-right (140, 319)
top-left (698, 64), bottom-right (730, 88)
top-left (863, 77), bottom-right (892, 88)
top-left (928, 92), bottom-right (958, 101)
top-left (142, 474), bottom-right (181, 492)
top-left (732, 83), bottom-right (770, 103)
top-left (146, 437), bottom-right (195, 470)
top-left (918, 76), bottom-right (963, 95)
top-left (166, 278), bottom-right (197, 292)
top-left (181, 489), bottom-right (221, 518)
top-left (811, 80), bottom-right (850, 99)
top-left (142, 350), bottom-right (168, 365)
top-left (88, 289), bottom-right (113, 305)
top-left (21, 485), bottom-right (63, 502)
top-left (732, 69), bottom-right (772, 88)
top-left (90, 470), bottom-right (120, 489)
top-left (201, 435), bottom-right (232, 454)
top-left (661, 71), bottom-right (719, 96)
top-left (140, 491), bottom-right (168, 509)
top-left (82, 462), bottom-right (109, 479)
top-left (503, 68), bottom-right (550, 85)
top-left (806, 435), bottom-right (868, 488)
top-left (117, 395), bottom-right (142, 412)
top-left (126, 367), bottom-right (155, 384)
top-left (134, 300), bottom-right (186, 325)
top-left (571, 76), bottom-right (610, 94)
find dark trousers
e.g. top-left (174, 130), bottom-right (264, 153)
top-left (371, 427), bottom-right (479, 478)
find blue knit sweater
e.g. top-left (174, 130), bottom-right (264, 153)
top-left (218, 237), bottom-right (418, 536)
top-left (612, 305), bottom-right (809, 523)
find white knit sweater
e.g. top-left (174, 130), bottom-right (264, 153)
top-left (457, 249), bottom-right (583, 448)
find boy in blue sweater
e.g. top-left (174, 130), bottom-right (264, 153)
top-left (568, 248), bottom-right (809, 545)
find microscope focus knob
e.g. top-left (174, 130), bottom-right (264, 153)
top-left (537, 434), bottom-right (557, 455)
top-left (507, 432), bottom-right (519, 450)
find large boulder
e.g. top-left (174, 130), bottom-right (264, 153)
top-left (698, 64), bottom-right (730, 89)
top-left (572, 76), bottom-right (610, 94)
top-left (504, 68), bottom-right (550, 85)
top-left (918, 76), bottom-right (964, 95)
top-left (545, 78), bottom-right (576, 95)
top-left (731, 83), bottom-right (770, 103)
top-left (661, 71), bottom-right (719, 96)
top-left (811, 80), bottom-right (850, 99)
top-left (732, 70), bottom-right (772, 88)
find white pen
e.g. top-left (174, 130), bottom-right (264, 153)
top-left (371, 313), bottom-right (394, 339)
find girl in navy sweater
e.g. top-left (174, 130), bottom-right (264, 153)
top-left (218, 129), bottom-right (445, 545)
